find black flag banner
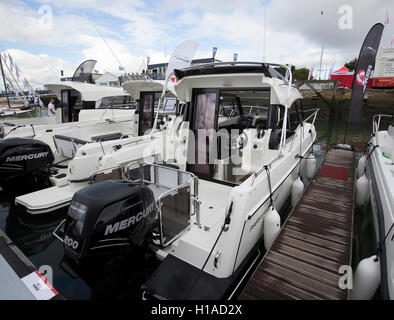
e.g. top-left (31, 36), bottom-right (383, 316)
top-left (348, 23), bottom-right (384, 124)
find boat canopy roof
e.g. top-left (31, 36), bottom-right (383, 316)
top-left (173, 62), bottom-right (302, 106)
top-left (44, 82), bottom-right (128, 102)
top-left (121, 79), bottom-right (176, 99)
top-left (174, 62), bottom-right (286, 80)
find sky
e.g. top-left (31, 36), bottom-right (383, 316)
top-left (0, 0), bottom-right (393, 88)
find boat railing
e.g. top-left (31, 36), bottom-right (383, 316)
top-left (250, 109), bottom-right (319, 187)
top-left (88, 165), bottom-right (125, 184)
top-left (289, 108), bottom-right (319, 152)
top-left (125, 161), bottom-right (200, 248)
top-left (372, 114), bottom-right (394, 146)
top-left (99, 103), bottom-right (136, 122)
top-left (303, 108), bottom-right (320, 125)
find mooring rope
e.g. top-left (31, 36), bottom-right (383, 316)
top-left (375, 222), bottom-right (394, 261)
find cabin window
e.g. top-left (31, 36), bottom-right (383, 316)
top-left (61, 89), bottom-right (82, 122)
top-left (188, 88), bottom-right (272, 184)
top-left (238, 90), bottom-right (270, 118)
top-left (287, 100), bottom-right (303, 132)
top-left (216, 90), bottom-right (270, 129)
top-left (99, 95), bottom-right (134, 109)
top-left (139, 92), bottom-right (155, 135)
top-left (161, 97), bottom-right (177, 114)
top-left (188, 90), bottom-right (218, 179)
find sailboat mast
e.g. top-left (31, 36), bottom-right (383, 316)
top-left (0, 54), bottom-right (11, 109)
top-left (263, 4), bottom-right (266, 62)
top-left (319, 46), bottom-right (324, 80)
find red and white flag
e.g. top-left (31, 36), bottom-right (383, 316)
top-left (308, 66), bottom-right (314, 80)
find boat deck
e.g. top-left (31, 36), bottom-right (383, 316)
top-left (239, 148), bottom-right (355, 300)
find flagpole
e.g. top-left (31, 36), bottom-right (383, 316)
top-left (263, 4), bottom-right (266, 62)
top-left (1, 56), bottom-right (28, 104)
top-left (0, 54), bottom-right (11, 109)
top-left (319, 46), bottom-right (324, 80)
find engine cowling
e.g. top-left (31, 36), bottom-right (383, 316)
top-left (63, 180), bottom-right (157, 263)
top-left (0, 137), bottom-right (54, 194)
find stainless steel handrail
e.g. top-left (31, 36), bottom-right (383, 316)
top-left (289, 109), bottom-right (319, 152)
top-left (125, 160), bottom-right (200, 245)
top-left (372, 114), bottom-right (393, 146)
top-left (99, 103), bottom-right (136, 121)
top-left (250, 109), bottom-right (319, 187)
top-left (250, 153), bottom-right (283, 187)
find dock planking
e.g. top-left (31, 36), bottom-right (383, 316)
top-left (239, 148), bottom-right (355, 300)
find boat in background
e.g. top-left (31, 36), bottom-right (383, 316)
top-left (365, 114), bottom-right (394, 300)
top-left (12, 77), bottom-right (178, 212)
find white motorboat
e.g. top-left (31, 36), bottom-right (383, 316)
top-left (1, 81), bottom-right (136, 140)
top-left (365, 114), bottom-right (394, 300)
top-left (13, 78), bottom-right (178, 212)
top-left (0, 81), bottom-right (139, 196)
top-left (53, 61), bottom-right (319, 299)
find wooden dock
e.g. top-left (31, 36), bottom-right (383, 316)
top-left (239, 148), bottom-right (355, 300)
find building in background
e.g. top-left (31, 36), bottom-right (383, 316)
top-left (94, 72), bottom-right (121, 87)
top-left (370, 48), bottom-right (394, 88)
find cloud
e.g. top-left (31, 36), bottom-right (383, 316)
top-left (1, 0), bottom-right (393, 87)
top-left (2, 49), bottom-right (69, 88)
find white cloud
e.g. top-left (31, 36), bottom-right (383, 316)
top-left (2, 49), bottom-right (69, 88)
top-left (1, 0), bottom-right (394, 87)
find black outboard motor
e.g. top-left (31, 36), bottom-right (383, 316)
top-left (0, 137), bottom-right (55, 194)
top-left (62, 180), bottom-right (157, 263)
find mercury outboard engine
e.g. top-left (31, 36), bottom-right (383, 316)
top-left (0, 137), bottom-right (55, 194)
top-left (62, 180), bottom-right (157, 263)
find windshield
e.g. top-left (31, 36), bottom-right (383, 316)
top-left (98, 95), bottom-right (135, 109)
top-left (219, 90), bottom-right (270, 117)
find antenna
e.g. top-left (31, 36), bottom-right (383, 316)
top-left (23, 39), bottom-right (58, 79)
top-left (318, 46), bottom-right (324, 80)
top-left (164, 37), bottom-right (167, 59)
top-left (94, 24), bottom-right (125, 71)
top-left (0, 54), bottom-right (11, 109)
top-left (263, 4), bottom-right (266, 61)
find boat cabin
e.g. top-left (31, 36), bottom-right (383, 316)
top-left (44, 82), bottom-right (133, 123)
top-left (121, 79), bottom-right (178, 136)
top-left (173, 62), bottom-right (305, 185)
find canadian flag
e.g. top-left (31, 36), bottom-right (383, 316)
top-left (170, 76), bottom-right (179, 83)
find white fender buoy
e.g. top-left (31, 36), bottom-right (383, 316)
top-left (357, 155), bottom-right (367, 178)
top-left (350, 255), bottom-right (381, 300)
top-left (356, 174), bottom-right (369, 207)
top-left (291, 177), bottom-right (304, 207)
top-left (306, 154), bottom-right (316, 179)
top-left (264, 206), bottom-right (280, 251)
